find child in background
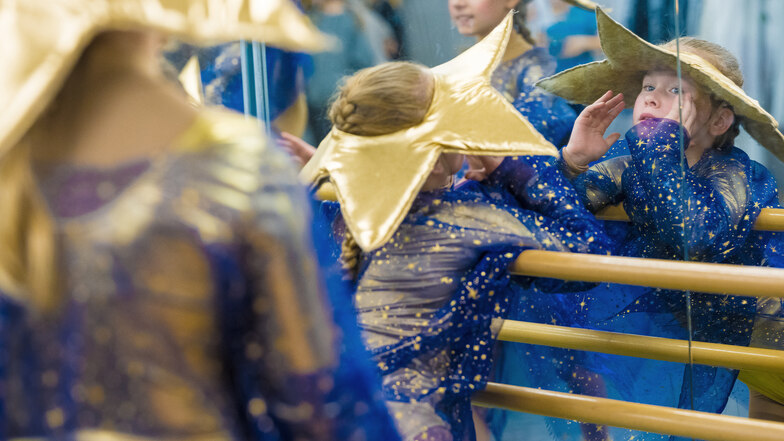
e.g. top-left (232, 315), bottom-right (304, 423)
top-left (304, 0), bottom-right (375, 143)
top-left (544, 0), bottom-right (601, 73)
top-left (542, 6), bottom-right (784, 426)
top-left (448, 0), bottom-right (586, 147)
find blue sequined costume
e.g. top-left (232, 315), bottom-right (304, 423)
top-left (348, 156), bottom-right (610, 441)
top-left (0, 110), bottom-right (399, 441)
top-left (490, 47), bottom-right (577, 147)
top-left (495, 118), bottom-right (784, 440)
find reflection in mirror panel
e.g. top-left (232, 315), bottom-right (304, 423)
top-left (188, 0), bottom-right (784, 439)
top-left (676, 0), bottom-right (784, 428)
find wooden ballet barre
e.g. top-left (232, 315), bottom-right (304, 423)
top-left (498, 320), bottom-right (784, 374)
top-left (314, 184), bottom-right (784, 296)
top-left (597, 204), bottom-right (784, 231)
top-left (513, 250), bottom-right (784, 298)
top-left (315, 183), bottom-right (784, 231)
top-left (472, 382), bottom-right (784, 441)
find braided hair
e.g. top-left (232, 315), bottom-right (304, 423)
top-left (512, 0), bottom-right (536, 45)
top-left (328, 61), bottom-right (434, 277)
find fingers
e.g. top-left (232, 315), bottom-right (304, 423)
top-left (605, 92), bottom-right (625, 110)
top-left (586, 93), bottom-right (624, 131)
top-left (280, 131), bottom-right (313, 152)
top-left (583, 92), bottom-right (623, 119)
top-left (682, 94), bottom-right (699, 136)
top-left (604, 132), bottom-right (621, 146)
top-left (279, 131), bottom-right (316, 163)
top-left (595, 90), bottom-right (614, 104)
top-left (278, 131), bottom-right (317, 168)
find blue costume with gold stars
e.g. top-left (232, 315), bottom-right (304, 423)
top-left (491, 48), bottom-right (577, 147)
top-left (494, 118), bottom-right (784, 440)
top-left (351, 156), bottom-right (610, 441)
top-left (575, 118), bottom-right (784, 417)
top-left (0, 110), bottom-right (399, 441)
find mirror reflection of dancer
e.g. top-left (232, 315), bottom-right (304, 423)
top-left (447, 0), bottom-right (596, 147)
top-left (539, 7), bottom-right (784, 431)
top-left (0, 1), bottom-right (401, 439)
top-left (301, 15), bottom-right (611, 441)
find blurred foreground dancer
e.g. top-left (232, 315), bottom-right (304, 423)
top-left (0, 1), bottom-right (399, 439)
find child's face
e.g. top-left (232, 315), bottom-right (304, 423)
top-left (448, 0), bottom-right (519, 39)
top-left (633, 69), bottom-right (710, 125)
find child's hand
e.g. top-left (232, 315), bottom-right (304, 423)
top-left (465, 155), bottom-right (504, 181)
top-left (563, 91), bottom-right (624, 168)
top-left (664, 92), bottom-right (698, 137)
top-left (278, 132), bottom-right (316, 168)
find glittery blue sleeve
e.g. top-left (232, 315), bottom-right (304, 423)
top-left (622, 118), bottom-right (757, 261)
top-left (487, 156), bottom-right (611, 257)
top-left (492, 48), bottom-right (576, 146)
top-left (486, 156), bottom-right (612, 294)
top-left (511, 72), bottom-right (576, 147)
top-left (569, 152), bottom-right (632, 212)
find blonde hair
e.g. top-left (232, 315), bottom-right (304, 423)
top-left (328, 61), bottom-right (434, 136)
top-left (0, 35), bottom-right (137, 313)
top-left (0, 130), bottom-right (57, 312)
top-left (329, 61), bottom-right (434, 277)
top-left (660, 37), bottom-right (743, 150)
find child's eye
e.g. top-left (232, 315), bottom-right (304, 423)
top-left (642, 85), bottom-right (655, 92)
top-left (669, 86), bottom-right (680, 94)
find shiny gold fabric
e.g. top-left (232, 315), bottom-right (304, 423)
top-left (5, 109), bottom-right (340, 436)
top-left (0, 0), bottom-right (330, 165)
top-left (300, 12), bottom-right (559, 252)
top-left (536, 7), bottom-right (784, 163)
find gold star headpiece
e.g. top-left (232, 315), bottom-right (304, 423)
top-left (300, 12), bottom-right (558, 252)
top-left (0, 0), bottom-right (332, 160)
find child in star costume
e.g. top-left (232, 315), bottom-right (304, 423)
top-left (300, 14), bottom-right (611, 441)
top-left (525, 6), bottom-right (784, 434)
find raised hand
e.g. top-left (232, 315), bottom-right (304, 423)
top-left (563, 91), bottom-right (625, 169)
top-left (278, 131), bottom-right (316, 168)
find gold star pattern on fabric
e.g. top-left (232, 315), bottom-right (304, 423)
top-left (301, 12), bottom-right (558, 251)
top-left (0, 0), bottom-right (331, 159)
top-left (536, 7), bottom-right (784, 162)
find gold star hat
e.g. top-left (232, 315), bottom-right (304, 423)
top-left (0, 0), bottom-right (331, 160)
top-left (536, 7), bottom-right (784, 162)
top-left (300, 12), bottom-right (559, 252)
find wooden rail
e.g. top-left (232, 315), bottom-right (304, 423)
top-left (498, 320), bottom-right (784, 373)
top-left (473, 382), bottom-right (784, 441)
top-left (513, 250), bottom-right (784, 297)
top-left (597, 204), bottom-right (784, 231)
